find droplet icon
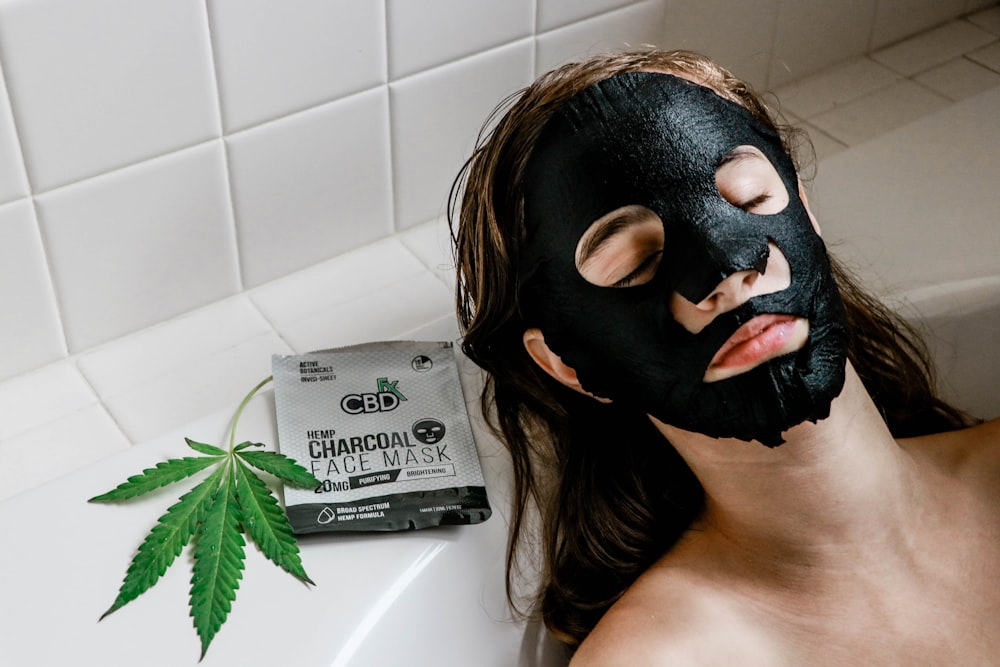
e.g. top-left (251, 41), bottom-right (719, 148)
top-left (317, 507), bottom-right (336, 524)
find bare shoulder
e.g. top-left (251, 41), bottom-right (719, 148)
top-left (569, 571), bottom-right (781, 667)
top-left (904, 416), bottom-right (1000, 488)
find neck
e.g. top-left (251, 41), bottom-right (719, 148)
top-left (654, 363), bottom-right (920, 569)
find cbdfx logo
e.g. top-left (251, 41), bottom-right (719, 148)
top-left (341, 377), bottom-right (407, 414)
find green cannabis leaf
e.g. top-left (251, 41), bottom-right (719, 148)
top-left (90, 375), bottom-right (320, 661)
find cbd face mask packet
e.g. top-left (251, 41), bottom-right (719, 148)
top-left (272, 341), bottom-right (491, 533)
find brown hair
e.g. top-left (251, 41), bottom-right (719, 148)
top-left (448, 49), bottom-right (974, 649)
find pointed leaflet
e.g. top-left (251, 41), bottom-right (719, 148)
top-left (100, 465), bottom-right (225, 620)
top-left (89, 456), bottom-right (223, 503)
top-left (189, 467), bottom-right (246, 659)
top-left (186, 437), bottom-right (227, 457)
top-left (233, 441), bottom-right (263, 452)
top-left (234, 458), bottom-right (313, 584)
top-left (237, 450), bottom-right (319, 488)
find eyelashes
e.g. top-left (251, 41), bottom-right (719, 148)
top-left (738, 193), bottom-right (772, 212)
top-left (612, 250), bottom-right (663, 288)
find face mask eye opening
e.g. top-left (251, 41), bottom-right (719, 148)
top-left (715, 145), bottom-right (790, 216)
top-left (575, 204), bottom-right (666, 289)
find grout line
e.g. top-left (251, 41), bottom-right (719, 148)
top-left (381, 0), bottom-right (393, 85)
top-left (865, 0), bottom-right (882, 53)
top-left (201, 0), bottom-right (245, 292)
top-left (382, 1), bottom-right (401, 236)
top-left (244, 291), bottom-right (297, 357)
top-left (0, 50), bottom-right (71, 360)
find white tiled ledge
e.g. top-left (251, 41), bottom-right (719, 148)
top-left (0, 217), bottom-right (458, 502)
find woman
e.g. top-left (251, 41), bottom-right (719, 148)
top-left (449, 50), bottom-right (998, 664)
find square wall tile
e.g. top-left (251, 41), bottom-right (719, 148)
top-left (538, 0), bottom-right (636, 32)
top-left (968, 5), bottom-right (1000, 35)
top-left (800, 122), bottom-right (849, 163)
top-left (0, 361), bottom-right (93, 441)
top-left (0, 199), bottom-right (65, 380)
top-left (915, 57), bottom-right (1000, 100)
top-left (276, 271), bottom-right (455, 353)
top-left (398, 216), bottom-right (457, 289)
top-left (36, 142), bottom-right (240, 352)
top-left (77, 294), bottom-right (287, 443)
top-left (101, 331), bottom-right (288, 443)
top-left (768, 0), bottom-right (878, 88)
top-left (662, 0), bottom-right (778, 88)
top-left (774, 57), bottom-right (901, 119)
top-left (0, 404), bottom-right (129, 502)
top-left (209, 0), bottom-right (386, 132)
top-left (872, 20), bottom-right (997, 76)
top-left (535, 0), bottom-right (666, 75)
top-left (0, 0), bottom-right (219, 192)
top-left (808, 80), bottom-right (950, 146)
top-left (228, 87), bottom-right (394, 287)
top-left (871, 0), bottom-right (969, 49)
top-left (390, 39), bottom-right (534, 229)
top-left (250, 237), bottom-right (429, 328)
top-left (388, 0), bottom-right (534, 79)
top-left (248, 235), bottom-right (453, 351)
top-left (77, 296), bottom-right (272, 398)
top-left (968, 40), bottom-right (1000, 71)
top-left (0, 65), bottom-right (28, 205)
top-left (968, 0), bottom-right (1000, 13)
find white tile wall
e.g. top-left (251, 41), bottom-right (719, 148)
top-left (661, 0), bottom-right (779, 88)
top-left (35, 141), bottom-right (240, 351)
top-left (0, 65), bottom-right (28, 205)
top-left (872, 19), bottom-right (996, 75)
top-left (227, 87), bottom-right (394, 287)
top-left (0, 0), bottom-right (996, 498)
top-left (209, 0), bottom-right (387, 132)
top-left (535, 0), bottom-right (666, 75)
top-left (0, 0), bottom-right (219, 193)
top-left (538, 0), bottom-right (635, 32)
top-left (769, 0), bottom-right (879, 87)
top-left (872, 0), bottom-right (969, 49)
top-left (0, 199), bottom-right (64, 378)
top-left (387, 0), bottom-right (534, 79)
top-left (389, 39), bottom-right (534, 229)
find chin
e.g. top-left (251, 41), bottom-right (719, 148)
top-left (649, 327), bottom-right (849, 447)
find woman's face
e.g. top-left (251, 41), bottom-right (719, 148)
top-left (517, 72), bottom-right (849, 446)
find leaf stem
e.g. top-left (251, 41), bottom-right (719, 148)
top-left (228, 376), bottom-right (273, 453)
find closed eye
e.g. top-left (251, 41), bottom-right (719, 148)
top-left (739, 193), bottom-right (773, 212)
top-left (576, 205), bottom-right (665, 288)
top-left (612, 250), bottom-right (663, 288)
top-left (716, 145), bottom-right (789, 215)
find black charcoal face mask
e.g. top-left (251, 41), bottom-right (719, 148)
top-left (517, 72), bottom-right (849, 446)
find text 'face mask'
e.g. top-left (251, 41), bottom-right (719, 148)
top-left (518, 72), bottom-right (848, 445)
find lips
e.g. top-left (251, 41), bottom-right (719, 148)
top-left (705, 314), bottom-right (808, 382)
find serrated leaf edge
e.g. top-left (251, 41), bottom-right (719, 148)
top-left (236, 450), bottom-right (319, 488)
top-left (189, 467), bottom-right (246, 660)
top-left (233, 459), bottom-right (314, 585)
top-left (100, 464), bottom-right (226, 619)
top-left (89, 456), bottom-right (224, 503)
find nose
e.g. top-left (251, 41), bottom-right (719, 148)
top-left (670, 242), bottom-right (791, 334)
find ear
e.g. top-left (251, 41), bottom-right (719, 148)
top-left (797, 178), bottom-right (822, 236)
top-left (523, 328), bottom-right (611, 402)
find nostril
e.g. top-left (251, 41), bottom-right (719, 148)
top-left (696, 293), bottom-right (719, 311)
